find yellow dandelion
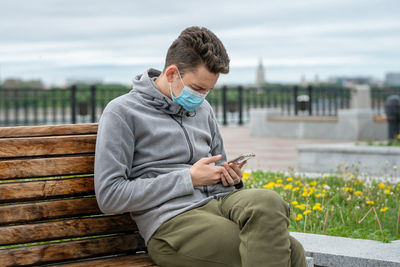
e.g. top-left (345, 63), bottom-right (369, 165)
top-left (397, 133), bottom-right (400, 139)
top-left (242, 171), bottom-right (251, 180)
top-left (303, 210), bottom-right (311, 215)
top-left (321, 193), bottom-right (325, 197)
top-left (296, 204), bottom-right (306, 210)
top-left (346, 173), bottom-right (354, 179)
top-left (378, 183), bottom-right (386, 189)
top-left (312, 204), bottom-right (323, 211)
top-left (286, 177), bottom-right (293, 182)
top-left (276, 179), bottom-right (283, 184)
top-left (292, 186), bottom-right (300, 192)
top-left (284, 184), bottom-right (293, 190)
top-left (302, 191), bottom-right (308, 197)
top-left (385, 189), bottom-right (390, 195)
top-left (291, 201), bottom-right (298, 205)
top-left (366, 200), bottom-right (375, 205)
top-left (323, 173), bottom-right (329, 178)
top-left (309, 181), bottom-right (317, 186)
top-left (264, 182), bottom-right (275, 189)
top-left (355, 191), bottom-right (362, 196)
top-left (315, 193), bottom-right (321, 198)
top-left (295, 214), bottom-right (303, 221)
top-left (354, 179), bottom-right (364, 185)
top-left (380, 207), bottom-right (389, 213)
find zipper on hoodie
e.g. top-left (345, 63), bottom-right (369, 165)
top-left (203, 186), bottom-right (209, 197)
top-left (169, 114), bottom-right (194, 164)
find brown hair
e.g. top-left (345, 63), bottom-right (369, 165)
top-left (164, 26), bottom-right (230, 75)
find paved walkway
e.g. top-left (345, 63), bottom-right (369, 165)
top-left (219, 125), bottom-right (345, 171)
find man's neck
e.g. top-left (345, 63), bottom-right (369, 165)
top-left (155, 74), bottom-right (171, 99)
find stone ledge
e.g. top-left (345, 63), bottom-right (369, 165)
top-left (268, 116), bottom-right (338, 122)
top-left (291, 232), bottom-right (400, 267)
top-left (297, 143), bottom-right (400, 155)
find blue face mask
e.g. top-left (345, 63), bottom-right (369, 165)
top-left (169, 70), bottom-right (209, 111)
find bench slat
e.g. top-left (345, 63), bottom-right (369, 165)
top-left (56, 254), bottom-right (157, 267)
top-left (0, 123), bottom-right (98, 138)
top-left (0, 135), bottom-right (96, 158)
top-left (0, 233), bottom-right (145, 267)
top-left (0, 214), bottom-right (137, 246)
top-left (0, 155), bottom-right (94, 179)
top-left (0, 197), bottom-right (100, 225)
top-left (0, 177), bottom-right (94, 203)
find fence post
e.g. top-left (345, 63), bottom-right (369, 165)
top-left (71, 85), bottom-right (77, 124)
top-left (238, 85), bottom-right (243, 125)
top-left (222, 85), bottom-right (227, 126)
top-left (308, 85), bottom-right (313, 115)
top-left (294, 85), bottom-right (298, 115)
top-left (91, 85), bottom-right (96, 123)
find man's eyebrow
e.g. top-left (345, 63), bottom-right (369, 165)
top-left (191, 83), bottom-right (213, 91)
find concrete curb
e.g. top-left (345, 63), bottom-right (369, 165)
top-left (291, 232), bottom-right (400, 267)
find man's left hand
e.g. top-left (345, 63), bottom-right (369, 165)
top-left (220, 161), bottom-right (246, 187)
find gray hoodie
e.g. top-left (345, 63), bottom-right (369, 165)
top-left (94, 68), bottom-right (238, 244)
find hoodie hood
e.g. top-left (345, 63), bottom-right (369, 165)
top-left (131, 68), bottom-right (196, 117)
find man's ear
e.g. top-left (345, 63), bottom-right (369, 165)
top-left (164, 65), bottom-right (178, 83)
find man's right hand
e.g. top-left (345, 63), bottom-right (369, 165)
top-left (190, 155), bottom-right (223, 187)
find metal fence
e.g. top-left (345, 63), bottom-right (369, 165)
top-left (0, 84), bottom-right (353, 127)
top-left (207, 85), bottom-right (351, 125)
top-left (371, 86), bottom-right (400, 115)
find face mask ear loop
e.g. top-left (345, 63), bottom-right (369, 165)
top-left (177, 68), bottom-right (186, 87)
top-left (169, 82), bottom-right (175, 99)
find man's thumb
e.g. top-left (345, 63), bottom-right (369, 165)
top-left (203, 154), bottom-right (222, 164)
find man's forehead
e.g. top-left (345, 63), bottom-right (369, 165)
top-left (184, 67), bottom-right (219, 89)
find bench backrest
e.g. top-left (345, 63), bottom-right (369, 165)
top-left (0, 123), bottom-right (146, 266)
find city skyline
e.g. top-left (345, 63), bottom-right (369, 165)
top-left (0, 0), bottom-right (399, 86)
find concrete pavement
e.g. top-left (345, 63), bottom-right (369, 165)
top-left (219, 125), bottom-right (345, 171)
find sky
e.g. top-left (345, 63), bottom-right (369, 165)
top-left (0, 0), bottom-right (399, 86)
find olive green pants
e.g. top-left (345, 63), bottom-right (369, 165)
top-left (148, 189), bottom-right (306, 267)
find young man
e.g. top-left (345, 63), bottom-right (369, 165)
top-left (94, 26), bottom-right (306, 267)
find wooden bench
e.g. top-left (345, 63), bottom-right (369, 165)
top-left (0, 123), bottom-right (157, 266)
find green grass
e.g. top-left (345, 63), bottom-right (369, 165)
top-left (358, 134), bottom-right (400, 147)
top-left (243, 170), bottom-right (400, 242)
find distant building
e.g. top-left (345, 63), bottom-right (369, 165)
top-left (66, 77), bottom-right (103, 85)
top-left (255, 58), bottom-right (265, 85)
top-left (385, 72), bottom-right (400, 86)
top-left (2, 78), bottom-right (44, 89)
top-left (300, 74), bottom-right (307, 87)
top-left (328, 76), bottom-right (374, 86)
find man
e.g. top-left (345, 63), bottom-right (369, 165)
top-left (94, 26), bottom-right (306, 267)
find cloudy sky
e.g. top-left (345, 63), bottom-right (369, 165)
top-left (0, 0), bottom-right (399, 86)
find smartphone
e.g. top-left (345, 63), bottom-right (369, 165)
top-left (228, 152), bottom-right (255, 164)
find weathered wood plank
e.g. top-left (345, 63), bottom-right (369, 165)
top-left (0, 155), bottom-right (94, 179)
top-left (56, 254), bottom-right (157, 267)
top-left (0, 135), bottom-right (96, 158)
top-left (0, 123), bottom-right (98, 138)
top-left (0, 197), bottom-right (101, 225)
top-left (0, 214), bottom-right (137, 246)
top-left (0, 233), bottom-right (145, 267)
top-left (0, 177), bottom-right (94, 203)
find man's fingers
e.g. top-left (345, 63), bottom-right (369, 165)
top-left (202, 155), bottom-right (222, 164)
top-left (222, 163), bottom-right (235, 186)
top-left (229, 163), bottom-right (242, 179)
top-left (220, 173), bottom-right (228, 186)
top-left (238, 160), bottom-right (247, 169)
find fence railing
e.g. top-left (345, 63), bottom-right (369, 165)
top-left (0, 84), bottom-right (354, 127)
top-left (371, 86), bottom-right (400, 115)
top-left (207, 85), bottom-right (351, 125)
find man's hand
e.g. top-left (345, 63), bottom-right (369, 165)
top-left (220, 161), bottom-right (247, 187)
top-left (190, 155), bottom-right (224, 187)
